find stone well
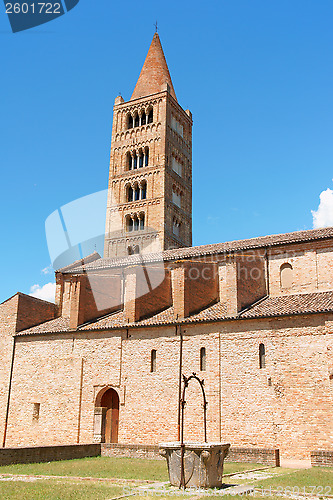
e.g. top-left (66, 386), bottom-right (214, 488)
top-left (159, 442), bottom-right (230, 488)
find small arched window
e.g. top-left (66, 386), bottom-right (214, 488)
top-left (126, 216), bottom-right (134, 232)
top-left (127, 185), bottom-right (133, 202)
top-left (127, 246), bottom-right (133, 255)
top-left (127, 152), bottom-right (132, 170)
top-left (173, 217), bottom-right (181, 237)
top-left (139, 213), bottom-right (145, 230)
top-left (151, 349), bottom-right (156, 372)
top-left (280, 263), bottom-right (293, 289)
top-left (259, 343), bottom-right (266, 369)
top-left (139, 151), bottom-right (144, 168)
top-left (148, 108), bottom-right (153, 124)
top-left (141, 181), bottom-right (147, 200)
top-left (134, 184), bottom-right (140, 201)
top-left (145, 148), bottom-right (149, 167)
top-left (141, 112), bottom-right (146, 125)
top-left (127, 115), bottom-right (133, 129)
top-left (134, 113), bottom-right (139, 128)
top-left (200, 347), bottom-right (206, 371)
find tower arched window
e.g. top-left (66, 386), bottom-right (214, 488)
top-left (126, 216), bottom-right (133, 232)
top-left (280, 263), bottom-right (293, 289)
top-left (148, 108), bottom-right (153, 124)
top-left (134, 113), bottom-right (139, 128)
top-left (127, 185), bottom-right (134, 202)
top-left (173, 217), bottom-right (181, 237)
top-left (133, 183), bottom-right (140, 201)
top-left (151, 349), bottom-right (156, 372)
top-left (127, 115), bottom-right (133, 129)
top-left (133, 153), bottom-right (138, 170)
top-left (127, 152), bottom-right (132, 170)
top-left (139, 212), bottom-right (145, 230)
top-left (141, 181), bottom-right (147, 200)
top-left (141, 112), bottom-right (146, 125)
top-left (145, 148), bottom-right (149, 167)
top-left (259, 343), bottom-right (266, 369)
top-left (126, 213), bottom-right (145, 232)
top-left (127, 246), bottom-right (133, 255)
top-left (200, 347), bottom-right (206, 371)
top-left (172, 186), bottom-right (182, 208)
top-left (139, 150), bottom-right (144, 168)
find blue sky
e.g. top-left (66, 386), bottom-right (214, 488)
top-left (0, 0), bottom-right (333, 303)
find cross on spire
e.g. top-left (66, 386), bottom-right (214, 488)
top-left (154, 21), bottom-right (158, 33)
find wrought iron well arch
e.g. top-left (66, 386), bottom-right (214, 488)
top-left (179, 372), bottom-right (208, 489)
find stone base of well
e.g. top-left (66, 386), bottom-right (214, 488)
top-left (159, 442), bottom-right (230, 488)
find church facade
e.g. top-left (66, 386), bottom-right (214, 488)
top-left (0, 34), bottom-right (332, 460)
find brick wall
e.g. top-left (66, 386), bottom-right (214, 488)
top-left (268, 241), bottom-right (333, 297)
top-left (311, 450), bottom-right (333, 467)
top-left (101, 443), bottom-right (280, 466)
top-left (227, 447), bottom-right (280, 466)
top-left (0, 444), bottom-right (100, 466)
top-left (3, 313), bottom-right (332, 459)
top-left (69, 273), bottom-right (122, 328)
top-left (16, 293), bottom-right (55, 333)
top-left (102, 443), bottom-right (162, 460)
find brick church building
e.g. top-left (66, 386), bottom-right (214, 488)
top-left (0, 33), bottom-right (332, 460)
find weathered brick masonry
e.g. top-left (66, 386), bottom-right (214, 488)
top-left (0, 33), bottom-right (332, 462)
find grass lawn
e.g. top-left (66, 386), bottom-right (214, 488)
top-left (256, 467), bottom-right (333, 495)
top-left (0, 456), bottom-right (331, 500)
top-left (0, 456), bottom-right (168, 481)
top-left (0, 456), bottom-right (263, 481)
top-left (0, 478), bottom-right (123, 500)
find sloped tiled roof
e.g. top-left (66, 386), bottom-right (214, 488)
top-left (18, 316), bottom-right (70, 336)
top-left (61, 226), bottom-right (333, 275)
top-left (16, 291), bottom-right (333, 336)
top-left (56, 251), bottom-right (101, 273)
top-left (241, 291), bottom-right (333, 318)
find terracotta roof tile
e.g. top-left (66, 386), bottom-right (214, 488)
top-left (62, 226), bottom-right (333, 274)
top-left (18, 316), bottom-right (70, 335)
top-left (241, 291), bottom-right (333, 318)
top-left (16, 291), bottom-right (333, 336)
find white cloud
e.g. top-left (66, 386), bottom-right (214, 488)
top-left (41, 265), bottom-right (53, 275)
top-left (312, 188), bottom-right (333, 228)
top-left (30, 282), bottom-right (56, 303)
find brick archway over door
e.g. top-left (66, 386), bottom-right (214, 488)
top-left (100, 389), bottom-right (119, 443)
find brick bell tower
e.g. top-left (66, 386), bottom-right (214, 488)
top-left (104, 32), bottom-right (192, 258)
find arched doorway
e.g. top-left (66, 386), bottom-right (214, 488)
top-left (94, 388), bottom-right (119, 443)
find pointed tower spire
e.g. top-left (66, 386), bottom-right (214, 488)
top-left (131, 33), bottom-right (177, 101)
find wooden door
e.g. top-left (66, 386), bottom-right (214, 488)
top-left (100, 389), bottom-right (119, 443)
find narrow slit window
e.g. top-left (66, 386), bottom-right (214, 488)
top-left (200, 347), bottom-right (206, 371)
top-left (259, 343), bottom-right (266, 369)
top-left (32, 403), bottom-right (40, 422)
top-left (151, 349), bottom-right (156, 372)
